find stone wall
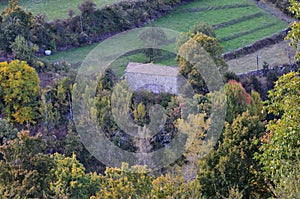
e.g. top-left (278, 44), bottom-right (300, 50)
top-left (238, 61), bottom-right (300, 78)
top-left (125, 72), bottom-right (179, 94)
top-left (222, 28), bottom-right (290, 61)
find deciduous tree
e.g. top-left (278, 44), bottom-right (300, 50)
top-left (0, 60), bottom-right (40, 124)
top-left (177, 32), bottom-right (227, 94)
top-left (0, 2), bottom-right (34, 53)
top-left (10, 35), bottom-right (39, 66)
top-left (256, 71), bottom-right (300, 197)
top-left (286, 0), bottom-right (300, 60)
top-left (139, 27), bottom-right (168, 62)
top-left (197, 111), bottom-right (269, 198)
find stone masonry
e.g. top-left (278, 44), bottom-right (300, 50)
top-left (125, 62), bottom-right (181, 95)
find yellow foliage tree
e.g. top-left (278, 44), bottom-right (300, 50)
top-left (0, 60), bottom-right (40, 124)
top-left (133, 102), bottom-right (147, 126)
top-left (91, 163), bottom-right (153, 199)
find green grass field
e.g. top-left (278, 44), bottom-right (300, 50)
top-left (153, 0), bottom-right (287, 51)
top-left (38, 0), bottom-right (288, 75)
top-left (0, 0), bottom-right (122, 21)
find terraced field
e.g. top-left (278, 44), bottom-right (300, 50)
top-left (0, 0), bottom-right (122, 21)
top-left (38, 0), bottom-right (288, 74)
top-left (153, 0), bottom-right (287, 51)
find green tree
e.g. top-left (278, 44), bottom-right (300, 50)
top-left (10, 35), bottom-right (39, 66)
top-left (95, 69), bottom-right (117, 134)
top-left (0, 131), bottom-right (101, 198)
top-left (177, 32), bottom-right (227, 94)
top-left (0, 118), bottom-right (18, 146)
top-left (0, 3), bottom-right (34, 53)
top-left (139, 27), bottom-right (168, 62)
top-left (286, 0), bottom-right (300, 60)
top-left (92, 163), bottom-right (153, 199)
top-left (50, 153), bottom-right (101, 199)
top-left (0, 60), bottom-right (40, 124)
top-left (256, 71), bottom-right (300, 197)
top-left (58, 121), bottom-right (106, 173)
top-left (0, 131), bottom-right (54, 198)
top-left (78, 0), bottom-right (96, 16)
top-left (224, 80), bottom-right (264, 124)
top-left (31, 14), bottom-right (52, 50)
top-left (133, 102), bottom-right (147, 126)
top-left (197, 111), bottom-right (269, 199)
top-left (225, 80), bottom-right (251, 123)
top-left (150, 172), bottom-right (201, 199)
top-left (176, 22), bottom-right (216, 49)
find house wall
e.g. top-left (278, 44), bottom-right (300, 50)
top-left (125, 72), bottom-right (178, 94)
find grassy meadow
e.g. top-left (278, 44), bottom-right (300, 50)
top-left (0, 0), bottom-right (122, 21)
top-left (28, 0), bottom-right (288, 75)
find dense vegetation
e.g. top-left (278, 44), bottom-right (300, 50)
top-left (1, 69), bottom-right (299, 198)
top-left (0, 0), bottom-right (299, 198)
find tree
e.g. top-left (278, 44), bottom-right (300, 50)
top-left (91, 163), bottom-right (153, 199)
top-left (189, 23), bottom-right (216, 38)
top-left (31, 14), bottom-right (52, 50)
top-left (0, 131), bottom-right (101, 198)
top-left (286, 0), bottom-right (300, 60)
top-left (78, 0), bottom-right (96, 16)
top-left (0, 3), bottom-right (34, 53)
top-left (7, 0), bottom-right (19, 10)
top-left (225, 80), bottom-right (251, 123)
top-left (177, 32), bottom-right (227, 94)
top-left (0, 60), bottom-right (40, 124)
top-left (256, 71), bottom-right (300, 197)
top-left (197, 111), bottom-right (269, 198)
top-left (139, 27), bottom-right (168, 62)
top-left (150, 172), bottom-right (201, 198)
top-left (223, 80), bottom-right (264, 124)
top-left (10, 35), bottom-right (39, 66)
top-left (133, 102), bottom-right (147, 126)
top-left (41, 76), bottom-right (74, 132)
top-left (0, 118), bottom-right (18, 146)
top-left (176, 22), bottom-right (216, 49)
top-left (78, 0), bottom-right (97, 35)
top-left (50, 153), bottom-right (101, 199)
top-left (0, 131), bottom-right (53, 198)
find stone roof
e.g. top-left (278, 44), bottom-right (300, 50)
top-left (125, 62), bottom-right (178, 77)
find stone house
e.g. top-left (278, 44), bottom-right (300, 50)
top-left (125, 62), bottom-right (182, 95)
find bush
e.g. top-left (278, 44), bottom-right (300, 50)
top-left (223, 71), bottom-right (240, 83)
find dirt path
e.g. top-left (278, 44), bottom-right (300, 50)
top-left (255, 0), bottom-right (296, 24)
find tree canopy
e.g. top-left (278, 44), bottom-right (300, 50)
top-left (286, 0), bottom-right (300, 60)
top-left (0, 60), bottom-right (40, 124)
top-left (257, 71), bottom-right (300, 197)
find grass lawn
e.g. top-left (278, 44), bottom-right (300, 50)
top-left (0, 0), bottom-right (122, 21)
top-left (40, 0), bottom-right (288, 75)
